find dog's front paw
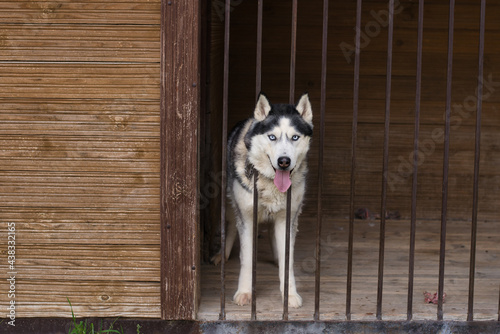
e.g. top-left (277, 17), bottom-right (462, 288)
top-left (210, 252), bottom-right (222, 266)
top-left (286, 292), bottom-right (303, 308)
top-left (233, 290), bottom-right (252, 306)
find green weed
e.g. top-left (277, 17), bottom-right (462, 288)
top-left (67, 297), bottom-right (123, 334)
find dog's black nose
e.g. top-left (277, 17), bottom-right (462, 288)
top-left (278, 156), bottom-right (291, 169)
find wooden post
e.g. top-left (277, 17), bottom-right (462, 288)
top-left (160, 0), bottom-right (201, 320)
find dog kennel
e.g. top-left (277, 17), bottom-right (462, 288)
top-left (199, 0), bottom-right (500, 325)
top-left (1, 0), bottom-right (500, 332)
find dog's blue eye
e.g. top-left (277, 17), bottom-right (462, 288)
top-left (268, 134), bottom-right (277, 141)
top-left (292, 135), bottom-right (300, 141)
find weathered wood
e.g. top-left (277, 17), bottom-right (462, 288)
top-left (0, 244), bottom-right (160, 281)
top-left (0, 25), bottom-right (159, 62)
top-left (0, 0), bottom-right (161, 319)
top-left (14, 280), bottom-right (161, 318)
top-left (160, 0), bottom-right (200, 321)
top-left (0, 64), bottom-right (160, 100)
top-left (0, 1), bottom-right (160, 25)
top-left (199, 218), bottom-right (500, 321)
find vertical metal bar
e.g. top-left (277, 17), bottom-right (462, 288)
top-left (314, 0), bottom-right (329, 321)
top-left (251, 170), bottom-right (259, 320)
top-left (251, 0), bottom-right (264, 322)
top-left (283, 0), bottom-right (298, 321)
top-left (376, 0), bottom-right (394, 320)
top-left (467, 0), bottom-right (486, 322)
top-left (438, 0), bottom-right (455, 321)
top-left (256, 0), bottom-right (263, 97)
top-left (407, 0), bottom-right (424, 322)
top-left (219, 0), bottom-right (231, 321)
top-left (347, 0), bottom-right (362, 321)
top-left (289, 0), bottom-right (298, 104)
top-left (283, 187), bottom-right (292, 320)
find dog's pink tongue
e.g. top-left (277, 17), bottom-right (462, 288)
top-left (274, 170), bottom-right (291, 193)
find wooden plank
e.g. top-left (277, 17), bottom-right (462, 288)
top-left (0, 209), bottom-right (160, 244)
top-left (160, 0), bottom-right (200, 321)
top-left (8, 280), bottom-right (160, 318)
top-left (0, 225), bottom-right (159, 246)
top-left (0, 1), bottom-right (161, 25)
top-left (0, 25), bottom-right (159, 62)
top-left (0, 244), bottom-right (159, 279)
top-left (0, 64), bottom-right (160, 100)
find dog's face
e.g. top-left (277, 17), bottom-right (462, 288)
top-left (246, 93), bottom-right (313, 192)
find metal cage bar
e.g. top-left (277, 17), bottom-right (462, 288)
top-left (256, 0), bottom-right (263, 98)
top-left (346, 0), bottom-right (362, 321)
top-left (251, 0), bottom-right (264, 321)
top-left (314, 0), bottom-right (329, 321)
top-left (214, 0), bottom-right (498, 323)
top-left (219, 0), bottom-right (232, 321)
top-left (407, 0), bottom-right (425, 322)
top-left (438, 0), bottom-right (456, 321)
top-left (219, 0), bottom-right (231, 320)
top-left (467, 0), bottom-right (486, 322)
top-left (251, 170), bottom-right (259, 320)
top-left (283, 0), bottom-right (299, 320)
top-left (283, 187), bottom-right (293, 320)
top-left (288, 0), bottom-right (298, 105)
top-left (376, 0), bottom-right (394, 320)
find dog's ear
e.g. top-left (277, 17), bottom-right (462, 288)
top-left (296, 93), bottom-right (313, 125)
top-left (254, 93), bottom-right (272, 121)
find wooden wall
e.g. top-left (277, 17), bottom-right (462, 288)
top-left (0, 1), bottom-right (161, 317)
top-left (220, 0), bottom-right (500, 222)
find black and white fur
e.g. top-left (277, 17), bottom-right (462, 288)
top-left (213, 93), bottom-right (313, 308)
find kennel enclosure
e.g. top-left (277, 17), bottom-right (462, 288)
top-left (0, 0), bottom-right (499, 331)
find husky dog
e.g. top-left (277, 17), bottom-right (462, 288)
top-left (214, 93), bottom-right (313, 308)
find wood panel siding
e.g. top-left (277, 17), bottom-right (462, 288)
top-left (161, 0), bottom-right (201, 320)
top-left (0, 0), bottom-right (161, 318)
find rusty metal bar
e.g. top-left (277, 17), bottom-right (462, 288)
top-left (289, 0), bottom-right (298, 104)
top-left (376, 0), bottom-right (394, 320)
top-left (251, 170), bottom-right (259, 320)
top-left (347, 0), bottom-right (362, 321)
top-left (256, 0), bottom-right (263, 97)
top-left (407, 0), bottom-right (424, 322)
top-left (467, 0), bottom-right (486, 322)
top-left (283, 187), bottom-right (293, 320)
top-left (251, 0), bottom-right (263, 321)
top-left (314, 0), bottom-right (329, 321)
top-left (283, 0), bottom-right (298, 321)
top-left (438, 0), bottom-right (455, 321)
top-left (219, 0), bottom-right (231, 321)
